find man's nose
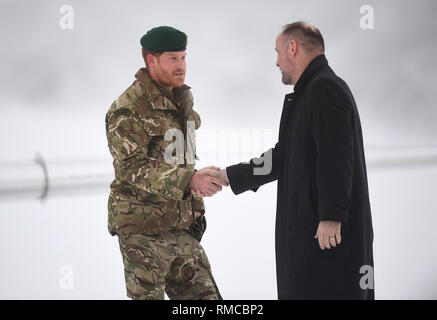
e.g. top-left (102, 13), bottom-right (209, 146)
top-left (177, 58), bottom-right (186, 69)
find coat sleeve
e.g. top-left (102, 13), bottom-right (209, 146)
top-left (306, 79), bottom-right (354, 223)
top-left (106, 107), bottom-right (195, 201)
top-left (225, 142), bottom-right (280, 195)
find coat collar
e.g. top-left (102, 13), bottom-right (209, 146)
top-left (134, 67), bottom-right (191, 111)
top-left (293, 54), bottom-right (328, 94)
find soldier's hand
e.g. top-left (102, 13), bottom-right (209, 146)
top-left (189, 167), bottom-right (229, 197)
top-left (199, 166), bottom-right (229, 185)
top-left (195, 211), bottom-right (202, 219)
top-left (198, 166), bottom-right (220, 175)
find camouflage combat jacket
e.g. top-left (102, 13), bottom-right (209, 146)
top-left (105, 67), bottom-right (205, 237)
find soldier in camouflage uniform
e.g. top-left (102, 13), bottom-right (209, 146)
top-left (105, 26), bottom-right (226, 300)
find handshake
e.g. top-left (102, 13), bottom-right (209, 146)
top-left (189, 166), bottom-right (229, 197)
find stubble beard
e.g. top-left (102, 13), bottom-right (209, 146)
top-left (281, 71), bottom-right (293, 85)
top-left (156, 65), bottom-right (185, 88)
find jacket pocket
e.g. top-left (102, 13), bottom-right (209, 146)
top-left (113, 189), bottom-right (179, 235)
top-left (143, 116), bottom-right (182, 162)
top-left (141, 111), bottom-right (181, 137)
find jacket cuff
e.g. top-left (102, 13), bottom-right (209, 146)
top-left (318, 201), bottom-right (350, 223)
top-left (226, 164), bottom-right (245, 195)
top-left (175, 169), bottom-right (196, 200)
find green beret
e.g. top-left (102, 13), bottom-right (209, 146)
top-left (140, 26), bottom-right (187, 52)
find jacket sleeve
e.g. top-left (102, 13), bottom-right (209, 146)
top-left (306, 79), bottom-right (354, 223)
top-left (225, 142), bottom-right (280, 195)
top-left (106, 107), bottom-right (195, 200)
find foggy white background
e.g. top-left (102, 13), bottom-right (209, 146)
top-left (0, 0), bottom-right (436, 299)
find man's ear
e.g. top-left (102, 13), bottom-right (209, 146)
top-left (147, 53), bottom-right (156, 67)
top-left (287, 39), bottom-right (297, 58)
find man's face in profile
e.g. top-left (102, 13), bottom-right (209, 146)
top-left (152, 51), bottom-right (186, 88)
top-left (275, 33), bottom-right (293, 85)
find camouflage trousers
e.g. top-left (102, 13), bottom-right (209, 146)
top-left (118, 229), bottom-right (222, 300)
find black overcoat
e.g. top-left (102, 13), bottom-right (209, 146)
top-left (226, 54), bottom-right (374, 299)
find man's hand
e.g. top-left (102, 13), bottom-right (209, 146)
top-left (219, 168), bottom-right (229, 184)
top-left (189, 166), bottom-right (229, 197)
top-left (314, 220), bottom-right (342, 250)
top-left (194, 211), bottom-right (202, 219)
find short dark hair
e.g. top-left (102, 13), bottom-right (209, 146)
top-left (141, 48), bottom-right (162, 68)
top-left (281, 21), bottom-right (324, 53)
